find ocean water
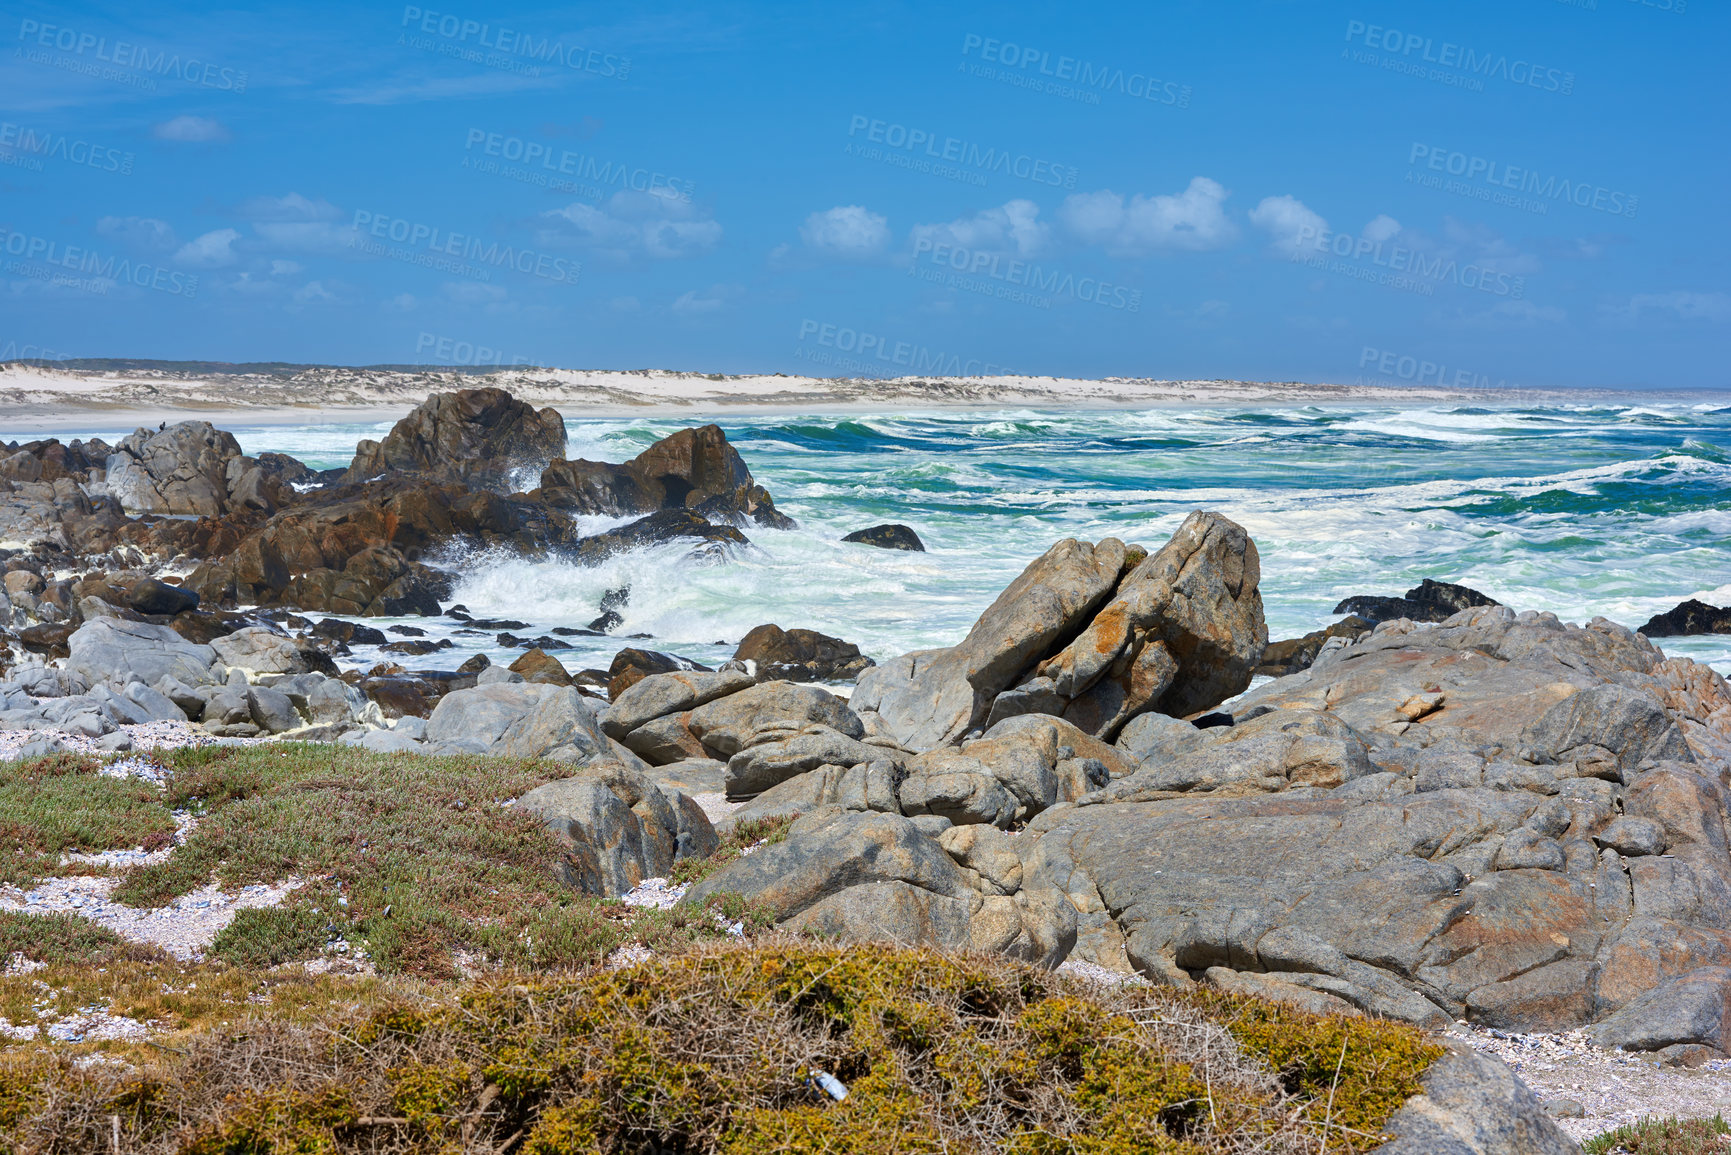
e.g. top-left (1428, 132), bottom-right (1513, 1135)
top-left (27, 402), bottom-right (1731, 677)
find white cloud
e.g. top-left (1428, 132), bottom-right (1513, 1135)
top-left (798, 205), bottom-right (890, 259)
top-left (239, 193), bottom-right (342, 222)
top-left (96, 216), bottom-right (177, 252)
top-left (1061, 178), bottom-right (1236, 256)
top-left (671, 283), bottom-right (744, 317)
top-left (543, 188), bottom-right (721, 260)
top-left (384, 293), bottom-right (417, 312)
top-left (910, 199), bottom-right (1048, 258)
top-left (175, 228), bottom-right (241, 268)
top-left (270, 260), bottom-right (302, 276)
top-left (1436, 218), bottom-right (1541, 276)
top-left (1609, 291), bottom-right (1731, 324)
top-left (1362, 214), bottom-right (1401, 243)
top-left (253, 221), bottom-right (358, 253)
top-left (237, 195), bottom-right (356, 255)
top-left (292, 281), bottom-right (336, 304)
top-left (152, 115), bottom-right (229, 143)
top-left (1248, 195), bottom-right (1327, 258)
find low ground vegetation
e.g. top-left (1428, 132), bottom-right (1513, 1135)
top-left (0, 754), bottom-right (175, 888)
top-left (2, 942), bottom-right (1442, 1154)
top-left (0, 745), bottom-right (1466, 1152)
top-left (1582, 1114), bottom-right (1731, 1155)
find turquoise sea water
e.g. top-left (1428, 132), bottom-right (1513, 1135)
top-left (22, 401), bottom-right (1731, 677)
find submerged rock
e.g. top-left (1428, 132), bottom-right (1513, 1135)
top-left (537, 423), bottom-right (794, 529)
top-left (1640, 598), bottom-right (1731, 637)
top-left (842, 523), bottom-right (925, 551)
top-left (1334, 577), bottom-right (1500, 625)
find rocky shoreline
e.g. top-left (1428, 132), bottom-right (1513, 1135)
top-left (6, 384), bottom-right (1731, 1150)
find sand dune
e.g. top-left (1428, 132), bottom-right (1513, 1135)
top-left (0, 362), bottom-right (1613, 433)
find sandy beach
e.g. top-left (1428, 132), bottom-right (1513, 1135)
top-left (0, 361), bottom-right (1632, 434)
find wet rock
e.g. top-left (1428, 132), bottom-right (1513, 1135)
top-left (380, 638), bottom-right (452, 656)
top-left (606, 647), bottom-right (709, 700)
top-left (127, 576), bottom-right (198, 616)
top-left (510, 647), bottom-right (573, 686)
top-left (731, 623), bottom-right (875, 683)
top-left (311, 618), bottom-right (388, 647)
top-left (842, 523), bottom-right (925, 551)
top-left (1638, 598), bottom-right (1731, 638)
top-left (345, 387), bottom-right (566, 493)
top-left (1333, 577), bottom-right (1500, 625)
top-left (361, 676), bottom-right (439, 719)
top-left (17, 622), bottom-right (74, 657)
top-left (537, 423), bottom-right (794, 529)
top-left (571, 509), bottom-right (749, 565)
top-left (224, 451), bottom-right (317, 515)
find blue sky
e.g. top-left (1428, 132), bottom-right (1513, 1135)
top-left (1, 0), bottom-right (1725, 388)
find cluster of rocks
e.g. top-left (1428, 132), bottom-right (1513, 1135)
top-left (484, 511), bottom-right (1731, 1079)
top-left (0, 388), bottom-right (799, 639)
top-left (0, 617), bottom-right (381, 755)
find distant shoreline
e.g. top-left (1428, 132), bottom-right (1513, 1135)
top-left (0, 362), bottom-right (1721, 437)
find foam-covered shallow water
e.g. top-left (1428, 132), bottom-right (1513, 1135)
top-left (25, 402), bottom-right (1731, 676)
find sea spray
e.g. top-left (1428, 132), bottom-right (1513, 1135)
top-left (13, 402), bottom-right (1727, 676)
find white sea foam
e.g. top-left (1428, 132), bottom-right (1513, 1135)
top-left (13, 402), bottom-right (1729, 675)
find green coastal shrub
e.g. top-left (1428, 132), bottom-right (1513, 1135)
top-left (0, 942), bottom-right (1442, 1153)
top-left (1583, 1113), bottom-right (1731, 1154)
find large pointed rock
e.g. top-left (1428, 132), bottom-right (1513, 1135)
top-left (1013, 511), bottom-right (1267, 738)
top-left (346, 387), bottom-right (566, 492)
top-left (853, 537), bottom-right (1129, 751)
top-left (854, 512), bottom-right (1267, 750)
top-left (106, 421), bottom-right (244, 515)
